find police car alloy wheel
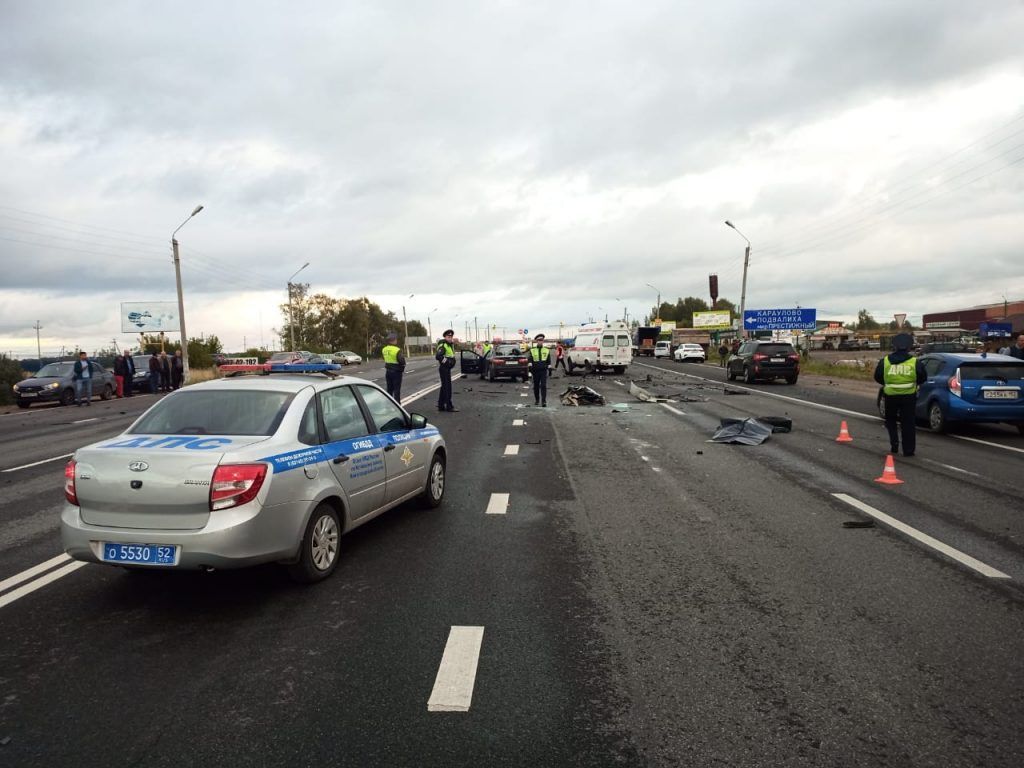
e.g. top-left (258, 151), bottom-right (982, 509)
top-left (424, 454), bottom-right (445, 508)
top-left (289, 503), bottom-right (342, 583)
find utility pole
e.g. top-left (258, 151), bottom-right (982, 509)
top-left (725, 221), bottom-right (751, 338)
top-left (33, 321), bottom-right (42, 361)
top-left (172, 205), bottom-right (203, 382)
top-left (474, 317), bottom-right (479, 343)
top-left (403, 305), bottom-right (410, 360)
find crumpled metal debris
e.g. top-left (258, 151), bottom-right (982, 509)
top-left (560, 386), bottom-right (606, 406)
top-left (708, 417), bottom-right (773, 445)
top-left (610, 403), bottom-right (631, 412)
top-left (629, 381), bottom-right (670, 403)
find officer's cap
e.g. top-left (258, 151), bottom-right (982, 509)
top-left (442, 329), bottom-right (454, 337)
top-left (386, 332), bottom-right (398, 341)
top-left (534, 333), bottom-right (545, 341)
top-left (893, 333), bottom-right (913, 351)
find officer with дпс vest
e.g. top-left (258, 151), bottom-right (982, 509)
top-left (381, 331), bottom-right (406, 402)
top-left (873, 333), bottom-right (926, 457)
top-left (435, 330), bottom-right (458, 412)
top-left (529, 333), bottom-right (552, 407)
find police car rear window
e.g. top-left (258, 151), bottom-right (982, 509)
top-left (129, 391), bottom-right (295, 436)
top-left (958, 362), bottom-right (1024, 382)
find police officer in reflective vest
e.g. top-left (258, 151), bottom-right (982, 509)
top-left (479, 340), bottom-right (492, 380)
top-left (873, 333), bottom-right (926, 457)
top-left (381, 331), bottom-right (406, 402)
top-left (436, 329), bottom-right (458, 412)
top-left (529, 333), bottom-right (552, 406)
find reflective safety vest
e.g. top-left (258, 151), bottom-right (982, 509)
top-left (437, 342), bottom-right (455, 361)
top-left (883, 355), bottom-right (919, 395)
top-left (529, 346), bottom-right (550, 364)
top-left (382, 344), bottom-right (402, 366)
top-left (482, 343), bottom-right (492, 356)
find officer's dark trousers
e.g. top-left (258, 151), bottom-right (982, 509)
top-left (531, 366), bottom-right (548, 404)
top-left (385, 368), bottom-right (403, 402)
top-left (884, 393), bottom-right (917, 455)
top-left (437, 366), bottom-right (453, 410)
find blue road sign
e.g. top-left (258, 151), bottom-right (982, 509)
top-left (743, 308), bottom-right (817, 331)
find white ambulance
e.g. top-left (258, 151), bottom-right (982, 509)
top-left (567, 321), bottom-right (634, 374)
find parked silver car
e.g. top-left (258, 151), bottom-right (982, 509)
top-left (61, 371), bottom-right (446, 582)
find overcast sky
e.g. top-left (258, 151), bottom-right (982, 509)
top-left (2, 0), bottom-right (1023, 356)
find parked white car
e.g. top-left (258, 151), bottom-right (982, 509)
top-left (332, 351), bottom-right (362, 365)
top-left (673, 344), bottom-right (706, 363)
top-left (653, 341), bottom-right (672, 358)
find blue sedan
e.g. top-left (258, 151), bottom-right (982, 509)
top-left (877, 352), bottom-right (1024, 434)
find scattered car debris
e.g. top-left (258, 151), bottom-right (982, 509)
top-left (708, 418), bottom-right (773, 445)
top-left (628, 381), bottom-right (671, 403)
top-left (611, 403), bottom-right (631, 412)
top-left (723, 388), bottom-right (750, 396)
top-left (560, 386), bottom-right (606, 406)
top-left (842, 520), bottom-right (875, 529)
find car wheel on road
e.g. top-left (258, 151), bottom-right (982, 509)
top-left (101, 384), bottom-right (113, 400)
top-left (60, 388), bottom-right (75, 406)
top-left (727, 365), bottom-right (737, 381)
top-left (423, 453), bottom-right (446, 508)
top-left (16, 401), bottom-right (31, 409)
top-left (567, 359), bottom-right (576, 374)
top-left (288, 503), bottom-right (341, 583)
top-left (785, 375), bottom-right (798, 385)
top-left (928, 401), bottom-right (948, 433)
top-left (584, 361), bottom-right (593, 375)
top-left (488, 367), bottom-right (495, 382)
top-left (877, 393), bottom-right (886, 419)
top-left (613, 366), bottom-right (625, 374)
top-left (1016, 422), bottom-right (1024, 436)
top-left (745, 366), bottom-right (756, 384)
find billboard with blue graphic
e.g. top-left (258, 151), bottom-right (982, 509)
top-left (743, 308), bottom-right (817, 331)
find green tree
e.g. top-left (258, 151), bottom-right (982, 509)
top-left (856, 309), bottom-right (881, 331)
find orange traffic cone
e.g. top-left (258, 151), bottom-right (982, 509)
top-left (835, 420), bottom-right (853, 443)
top-left (874, 454), bottom-right (904, 485)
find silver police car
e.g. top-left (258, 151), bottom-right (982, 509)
top-left (61, 369), bottom-right (446, 582)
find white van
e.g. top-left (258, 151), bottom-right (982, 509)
top-left (653, 340), bottom-right (672, 358)
top-left (568, 322), bottom-right (634, 374)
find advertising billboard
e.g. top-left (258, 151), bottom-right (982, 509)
top-left (692, 311), bottom-right (732, 330)
top-left (743, 308), bottom-right (817, 331)
top-left (120, 302), bottom-right (179, 333)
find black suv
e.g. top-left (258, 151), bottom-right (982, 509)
top-left (459, 344), bottom-right (530, 382)
top-left (727, 341), bottom-right (800, 384)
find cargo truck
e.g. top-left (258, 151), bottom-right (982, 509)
top-left (634, 326), bottom-right (660, 356)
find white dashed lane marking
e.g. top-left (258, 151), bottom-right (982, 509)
top-left (427, 626), bottom-right (485, 712)
top-left (512, 419), bottom-right (525, 426)
top-left (503, 445), bottom-right (520, 456)
top-left (485, 493), bottom-right (510, 515)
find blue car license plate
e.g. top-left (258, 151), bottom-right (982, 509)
top-left (101, 543), bottom-right (178, 566)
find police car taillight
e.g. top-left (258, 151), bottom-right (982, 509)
top-left (948, 368), bottom-right (962, 398)
top-left (210, 464), bottom-right (267, 511)
top-left (64, 459), bottom-right (78, 505)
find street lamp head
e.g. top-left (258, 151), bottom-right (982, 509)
top-left (191, 205), bottom-right (204, 217)
top-left (724, 220), bottom-right (735, 228)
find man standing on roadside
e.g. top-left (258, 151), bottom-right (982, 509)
top-left (171, 350), bottom-right (184, 390)
top-left (717, 341), bottom-right (729, 367)
top-left (873, 333), bottom-right (926, 458)
top-left (435, 330), bottom-right (458, 412)
top-left (528, 333), bottom-right (552, 407)
top-left (113, 350), bottom-right (128, 398)
top-left (148, 352), bottom-right (161, 394)
top-left (381, 332), bottom-right (406, 402)
top-left (1008, 334), bottom-right (1024, 360)
top-left (122, 350), bottom-right (135, 397)
top-left (73, 350), bottom-right (93, 406)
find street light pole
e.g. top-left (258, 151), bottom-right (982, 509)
top-left (645, 283), bottom-right (661, 322)
top-left (404, 294), bottom-right (414, 360)
top-left (287, 262), bottom-right (310, 352)
top-left (33, 321), bottom-right (42, 361)
top-left (725, 220), bottom-right (751, 337)
top-left (171, 205), bottom-right (203, 383)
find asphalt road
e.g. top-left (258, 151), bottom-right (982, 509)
top-left (1, 359), bottom-right (1023, 766)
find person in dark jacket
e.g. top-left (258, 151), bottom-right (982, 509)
top-left (148, 352), bottom-right (161, 394)
top-left (171, 350), bottom-right (184, 390)
top-left (159, 352), bottom-right (171, 391)
top-left (381, 332), bottom-right (406, 401)
top-left (118, 350), bottom-right (135, 397)
top-left (435, 330), bottom-right (458, 412)
top-left (113, 351), bottom-right (128, 398)
top-left (72, 350), bottom-right (93, 406)
top-left (873, 333), bottom-right (927, 457)
top-left (1009, 334), bottom-right (1024, 360)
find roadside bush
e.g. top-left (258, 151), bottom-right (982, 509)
top-left (0, 355), bottom-right (25, 406)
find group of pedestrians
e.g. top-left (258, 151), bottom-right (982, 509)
top-left (146, 350), bottom-right (184, 394)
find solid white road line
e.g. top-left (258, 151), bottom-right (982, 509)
top-left (0, 561), bottom-right (88, 610)
top-left (503, 445), bottom-right (520, 456)
top-left (2, 453), bottom-right (74, 473)
top-left (427, 626), bottom-right (485, 712)
top-left (399, 373), bottom-right (463, 406)
top-left (831, 493), bottom-right (1010, 579)
top-left (0, 553), bottom-right (71, 593)
top-left (951, 434), bottom-right (1024, 455)
top-left (485, 493), bottom-right (510, 515)
top-left (71, 417), bottom-right (98, 424)
top-left (512, 419), bottom-right (525, 426)
top-left (632, 361), bottom-right (880, 421)
top-left (660, 403), bottom-right (687, 417)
